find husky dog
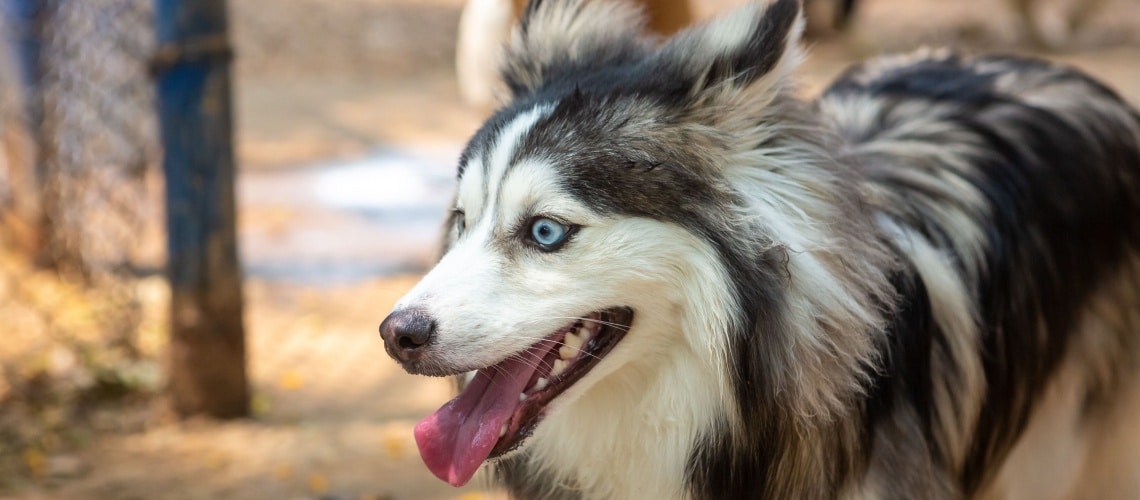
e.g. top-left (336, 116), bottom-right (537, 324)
top-left (379, 0), bottom-right (1140, 497)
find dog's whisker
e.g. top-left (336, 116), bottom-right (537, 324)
top-left (492, 334), bottom-right (607, 363)
top-left (545, 316), bottom-right (633, 331)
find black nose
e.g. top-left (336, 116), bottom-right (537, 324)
top-left (379, 308), bottom-right (437, 363)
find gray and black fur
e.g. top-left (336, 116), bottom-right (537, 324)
top-left (446, 0), bottom-right (1140, 498)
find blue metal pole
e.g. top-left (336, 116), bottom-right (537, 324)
top-left (153, 0), bottom-right (248, 418)
top-left (4, 0), bottom-right (42, 124)
top-left (2, 0), bottom-right (46, 255)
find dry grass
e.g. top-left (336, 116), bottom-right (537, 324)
top-left (0, 242), bottom-right (169, 491)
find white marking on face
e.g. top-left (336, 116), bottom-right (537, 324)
top-left (497, 159), bottom-right (598, 228)
top-left (482, 104), bottom-right (554, 222)
top-left (457, 155), bottom-right (483, 220)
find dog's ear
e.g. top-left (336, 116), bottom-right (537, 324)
top-left (501, 0), bottom-right (653, 97)
top-left (656, 0), bottom-right (804, 127)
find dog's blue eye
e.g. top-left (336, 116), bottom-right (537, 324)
top-left (530, 217), bottom-right (569, 249)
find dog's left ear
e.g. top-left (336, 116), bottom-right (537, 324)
top-left (655, 0), bottom-right (804, 126)
top-left (502, 0), bottom-right (654, 98)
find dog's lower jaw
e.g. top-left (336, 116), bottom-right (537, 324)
top-left (503, 342), bottom-right (727, 500)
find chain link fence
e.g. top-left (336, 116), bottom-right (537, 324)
top-left (0, 0), bottom-right (164, 486)
top-left (34, 0), bottom-right (157, 274)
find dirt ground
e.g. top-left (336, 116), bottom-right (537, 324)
top-left (7, 0), bottom-right (1140, 498)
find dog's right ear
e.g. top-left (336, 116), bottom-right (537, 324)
top-left (501, 0), bottom-right (653, 98)
top-left (653, 0), bottom-right (804, 131)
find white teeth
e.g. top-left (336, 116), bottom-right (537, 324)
top-left (534, 377), bottom-right (548, 391)
top-left (559, 326), bottom-right (586, 359)
top-left (519, 393), bottom-right (526, 402)
top-left (559, 342), bottom-right (579, 360)
top-left (500, 424), bottom-right (507, 437)
top-left (551, 359), bottom-right (567, 377)
top-left (564, 330), bottom-right (583, 350)
top-left (579, 324), bottom-right (593, 342)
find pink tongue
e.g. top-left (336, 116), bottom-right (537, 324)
top-left (413, 343), bottom-right (553, 486)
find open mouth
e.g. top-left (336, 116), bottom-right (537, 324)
top-left (413, 306), bottom-right (634, 486)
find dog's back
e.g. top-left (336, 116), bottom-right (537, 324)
top-left (821, 51), bottom-right (1140, 497)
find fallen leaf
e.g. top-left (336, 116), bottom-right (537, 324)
top-left (23, 448), bottom-right (47, 477)
top-left (383, 434), bottom-right (405, 460)
top-left (279, 370), bottom-right (304, 390)
top-left (308, 473), bottom-right (329, 493)
top-left (251, 392), bottom-right (273, 416)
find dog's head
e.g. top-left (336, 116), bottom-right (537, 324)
top-left (380, 0), bottom-right (808, 486)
